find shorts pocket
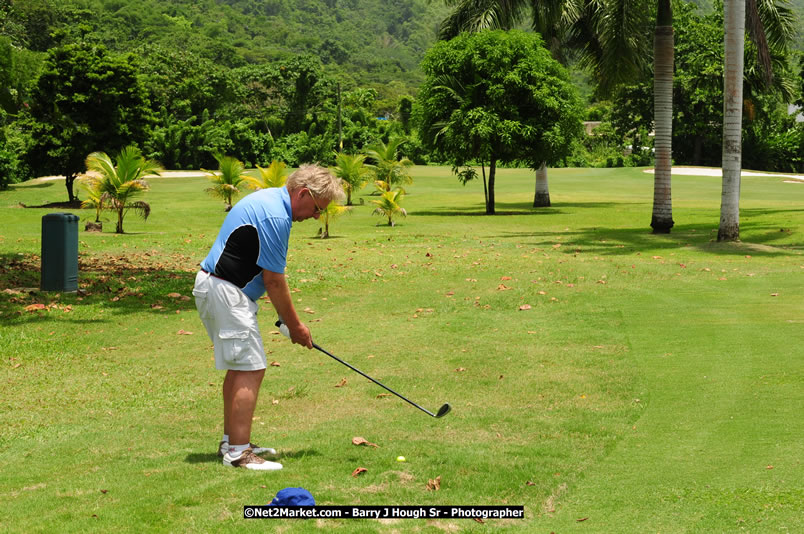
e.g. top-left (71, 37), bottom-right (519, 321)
top-left (218, 329), bottom-right (250, 364)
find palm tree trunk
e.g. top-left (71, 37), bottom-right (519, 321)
top-left (533, 162), bottom-right (550, 207)
top-left (718, 0), bottom-right (745, 242)
top-left (651, 0), bottom-right (674, 234)
top-left (486, 158), bottom-right (496, 215)
top-left (116, 208), bottom-right (124, 234)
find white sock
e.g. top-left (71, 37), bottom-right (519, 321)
top-left (229, 443), bottom-right (249, 456)
top-left (222, 434), bottom-right (229, 443)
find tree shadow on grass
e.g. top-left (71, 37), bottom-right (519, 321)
top-left (413, 201), bottom-right (619, 217)
top-left (0, 252), bottom-right (200, 326)
top-left (488, 215), bottom-right (801, 257)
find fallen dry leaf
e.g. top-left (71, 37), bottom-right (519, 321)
top-left (455, 367), bottom-right (466, 372)
top-left (519, 304), bottom-right (532, 311)
top-left (426, 476), bottom-right (441, 491)
top-left (166, 292), bottom-right (182, 298)
top-left (376, 393), bottom-right (391, 398)
top-left (352, 437), bottom-right (379, 448)
top-left (24, 303), bottom-right (47, 312)
top-left (500, 276), bottom-right (512, 281)
top-left (176, 329), bottom-right (193, 335)
top-left (526, 481), bottom-right (536, 486)
top-left (270, 361), bottom-right (280, 367)
top-left (351, 467), bottom-right (368, 477)
top-left (497, 284), bottom-right (511, 291)
top-left (770, 293), bottom-right (779, 297)
top-left (577, 517), bottom-right (589, 522)
top-left (335, 378), bottom-right (347, 388)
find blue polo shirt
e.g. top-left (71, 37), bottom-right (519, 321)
top-left (200, 186), bottom-right (292, 301)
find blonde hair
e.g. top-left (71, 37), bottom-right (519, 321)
top-left (287, 164), bottom-right (345, 204)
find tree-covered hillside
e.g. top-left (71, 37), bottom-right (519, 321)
top-left (1, 0), bottom-right (450, 94)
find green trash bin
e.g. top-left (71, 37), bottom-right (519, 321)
top-left (41, 212), bottom-right (79, 292)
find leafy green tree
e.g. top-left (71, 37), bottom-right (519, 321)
top-left (332, 152), bottom-right (370, 205)
top-left (276, 54), bottom-right (333, 134)
top-left (0, 138), bottom-right (23, 189)
top-left (23, 42), bottom-right (154, 202)
top-left (398, 95), bottom-right (414, 134)
top-left (438, 0), bottom-right (652, 210)
top-left (364, 137), bottom-right (413, 193)
top-left (371, 190), bottom-right (407, 227)
top-left (85, 146), bottom-right (162, 234)
top-left (243, 160), bottom-right (289, 190)
top-left (204, 154), bottom-right (248, 211)
top-left (417, 30), bottom-right (583, 214)
top-left (137, 44), bottom-right (237, 121)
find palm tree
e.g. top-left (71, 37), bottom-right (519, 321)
top-left (719, 0), bottom-right (796, 241)
top-left (364, 137), bottom-right (414, 193)
top-left (718, 0), bottom-right (746, 242)
top-left (243, 160), bottom-right (289, 190)
top-left (84, 146), bottom-right (163, 234)
top-left (371, 190), bottom-right (407, 227)
top-left (204, 154), bottom-right (248, 211)
top-left (78, 173), bottom-right (105, 224)
top-left (318, 202), bottom-right (352, 238)
top-left (651, 0), bottom-right (675, 233)
top-left (332, 152), bottom-right (370, 205)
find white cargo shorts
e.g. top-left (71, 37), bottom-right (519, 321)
top-left (193, 270), bottom-right (267, 371)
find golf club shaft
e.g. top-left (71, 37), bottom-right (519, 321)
top-left (312, 342), bottom-right (438, 417)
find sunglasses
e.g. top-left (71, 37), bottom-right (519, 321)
top-left (307, 189), bottom-right (326, 215)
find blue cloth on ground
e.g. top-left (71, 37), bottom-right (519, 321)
top-left (268, 487), bottom-right (315, 506)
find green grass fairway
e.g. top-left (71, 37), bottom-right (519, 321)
top-left (1, 166), bottom-right (802, 532)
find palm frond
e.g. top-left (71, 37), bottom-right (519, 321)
top-left (83, 145), bottom-right (161, 232)
top-left (124, 200), bottom-right (151, 222)
top-left (438, 0), bottom-right (528, 39)
top-left (245, 160), bottom-right (288, 190)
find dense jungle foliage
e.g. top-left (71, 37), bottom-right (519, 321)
top-left (0, 0), bottom-right (802, 193)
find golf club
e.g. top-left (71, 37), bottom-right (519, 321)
top-left (275, 320), bottom-right (451, 419)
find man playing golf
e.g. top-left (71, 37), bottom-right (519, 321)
top-left (193, 164), bottom-right (344, 471)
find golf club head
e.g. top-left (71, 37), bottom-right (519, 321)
top-left (435, 403), bottom-right (452, 418)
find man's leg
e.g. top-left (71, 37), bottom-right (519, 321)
top-left (223, 370), bottom-right (235, 438)
top-left (221, 367), bottom-right (281, 471)
top-left (225, 369), bottom-right (265, 446)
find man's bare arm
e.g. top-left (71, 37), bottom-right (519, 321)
top-left (262, 269), bottom-right (312, 348)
